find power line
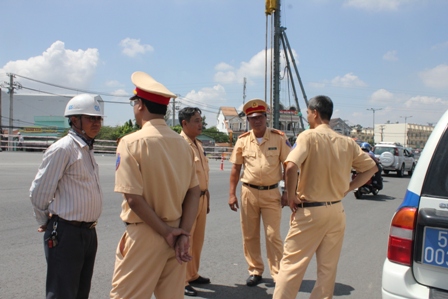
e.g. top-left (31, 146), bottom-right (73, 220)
top-left (13, 73), bottom-right (131, 98)
top-left (15, 73), bottom-right (224, 113)
top-left (21, 86), bottom-right (72, 98)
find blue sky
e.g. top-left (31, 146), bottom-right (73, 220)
top-left (1, 0), bottom-right (447, 128)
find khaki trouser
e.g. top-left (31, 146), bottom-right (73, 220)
top-left (240, 185), bottom-right (283, 280)
top-left (185, 193), bottom-right (208, 284)
top-left (273, 202), bottom-right (346, 299)
top-left (110, 221), bottom-right (185, 299)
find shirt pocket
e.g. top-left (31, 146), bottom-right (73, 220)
top-left (242, 150), bottom-right (257, 164)
top-left (266, 149), bottom-right (280, 164)
top-left (194, 156), bottom-right (202, 169)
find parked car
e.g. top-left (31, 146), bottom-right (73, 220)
top-left (373, 142), bottom-right (415, 177)
top-left (381, 110), bottom-right (448, 298)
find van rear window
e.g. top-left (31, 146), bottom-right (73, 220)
top-left (421, 127), bottom-right (448, 198)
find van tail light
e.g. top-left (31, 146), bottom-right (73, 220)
top-left (394, 148), bottom-right (399, 156)
top-left (387, 207), bottom-right (417, 266)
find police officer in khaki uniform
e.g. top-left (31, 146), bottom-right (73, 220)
top-left (273, 95), bottom-right (377, 299)
top-left (110, 71), bottom-right (200, 299)
top-left (179, 107), bottom-right (211, 297)
top-left (229, 99), bottom-right (291, 287)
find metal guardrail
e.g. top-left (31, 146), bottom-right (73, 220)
top-left (0, 135), bottom-right (234, 158)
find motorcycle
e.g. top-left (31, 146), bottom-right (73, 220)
top-left (351, 165), bottom-right (383, 199)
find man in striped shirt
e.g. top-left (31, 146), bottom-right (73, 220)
top-left (30, 93), bottom-right (104, 299)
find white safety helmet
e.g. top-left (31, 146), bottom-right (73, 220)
top-left (64, 94), bottom-right (104, 117)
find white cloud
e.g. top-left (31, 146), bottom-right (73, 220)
top-left (111, 89), bottom-right (128, 97)
top-left (214, 49), bottom-right (298, 85)
top-left (1, 40), bottom-right (99, 89)
top-left (419, 64), bottom-right (448, 89)
top-left (331, 73), bottom-right (367, 87)
top-left (431, 41), bottom-right (448, 51)
top-left (183, 85), bottom-right (228, 123)
top-left (105, 80), bottom-right (123, 87)
top-left (238, 50), bottom-right (268, 78)
top-left (184, 84), bottom-right (227, 104)
top-left (343, 0), bottom-right (411, 11)
top-left (214, 71), bottom-right (237, 84)
top-left (214, 62), bottom-right (234, 71)
top-left (404, 95), bottom-right (448, 108)
top-left (119, 38), bottom-right (154, 57)
top-left (371, 89), bottom-right (395, 103)
top-left (383, 50), bottom-right (398, 61)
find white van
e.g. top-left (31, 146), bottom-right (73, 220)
top-left (382, 110), bottom-right (448, 298)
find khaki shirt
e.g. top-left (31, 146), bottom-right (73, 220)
top-left (286, 124), bottom-right (376, 202)
top-left (230, 129), bottom-right (291, 186)
top-left (180, 131), bottom-right (209, 191)
top-left (115, 119), bottom-right (199, 223)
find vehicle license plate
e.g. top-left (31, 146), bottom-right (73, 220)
top-left (422, 227), bottom-right (448, 269)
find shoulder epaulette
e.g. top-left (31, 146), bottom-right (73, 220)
top-left (238, 131), bottom-right (250, 138)
top-left (271, 129), bottom-right (285, 136)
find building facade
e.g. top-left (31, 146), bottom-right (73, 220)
top-left (1, 91), bottom-right (104, 139)
top-left (375, 123), bottom-right (433, 149)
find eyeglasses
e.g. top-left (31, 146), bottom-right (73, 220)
top-left (130, 99), bottom-right (140, 107)
top-left (82, 116), bottom-right (103, 122)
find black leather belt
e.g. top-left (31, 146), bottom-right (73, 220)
top-left (125, 222), bottom-right (143, 226)
top-left (53, 216), bottom-right (97, 229)
top-left (243, 183), bottom-right (278, 190)
top-left (200, 190), bottom-right (208, 196)
top-left (296, 200), bottom-right (341, 208)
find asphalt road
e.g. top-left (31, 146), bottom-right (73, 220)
top-left (0, 152), bottom-right (410, 299)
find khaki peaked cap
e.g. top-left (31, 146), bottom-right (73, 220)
top-left (243, 99), bottom-right (268, 117)
top-left (131, 71), bottom-right (177, 105)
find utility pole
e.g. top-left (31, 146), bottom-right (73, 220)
top-left (400, 115), bottom-right (412, 147)
top-left (380, 125), bottom-right (385, 142)
top-left (242, 77), bottom-right (246, 105)
top-left (0, 87), bottom-right (2, 152)
top-left (172, 98), bottom-right (176, 127)
top-left (243, 77), bottom-right (248, 132)
top-left (367, 108), bottom-right (382, 144)
top-left (2, 74), bottom-right (22, 151)
top-left (0, 87), bottom-right (2, 137)
top-left (272, 0), bottom-right (281, 129)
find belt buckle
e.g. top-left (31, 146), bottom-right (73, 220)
top-left (88, 222), bottom-right (97, 229)
top-left (259, 186), bottom-right (266, 190)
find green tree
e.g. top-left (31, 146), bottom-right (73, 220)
top-left (202, 115), bottom-right (208, 129)
top-left (116, 120), bottom-right (139, 139)
top-left (96, 120), bottom-right (139, 141)
top-left (171, 125), bottom-right (182, 134)
top-left (202, 126), bottom-right (229, 143)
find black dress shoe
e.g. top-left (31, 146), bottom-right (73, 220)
top-left (190, 275), bottom-right (211, 284)
top-left (246, 275), bottom-right (262, 286)
top-left (184, 285), bottom-right (197, 296)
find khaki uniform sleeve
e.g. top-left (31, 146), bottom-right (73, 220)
top-left (351, 141), bottom-right (376, 172)
top-left (114, 139), bottom-right (144, 195)
top-left (279, 135), bottom-right (292, 162)
top-left (188, 147), bottom-right (200, 189)
top-left (229, 138), bottom-right (243, 165)
top-left (285, 132), bottom-right (309, 167)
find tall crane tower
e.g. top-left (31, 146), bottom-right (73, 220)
top-left (265, 0), bottom-right (308, 131)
